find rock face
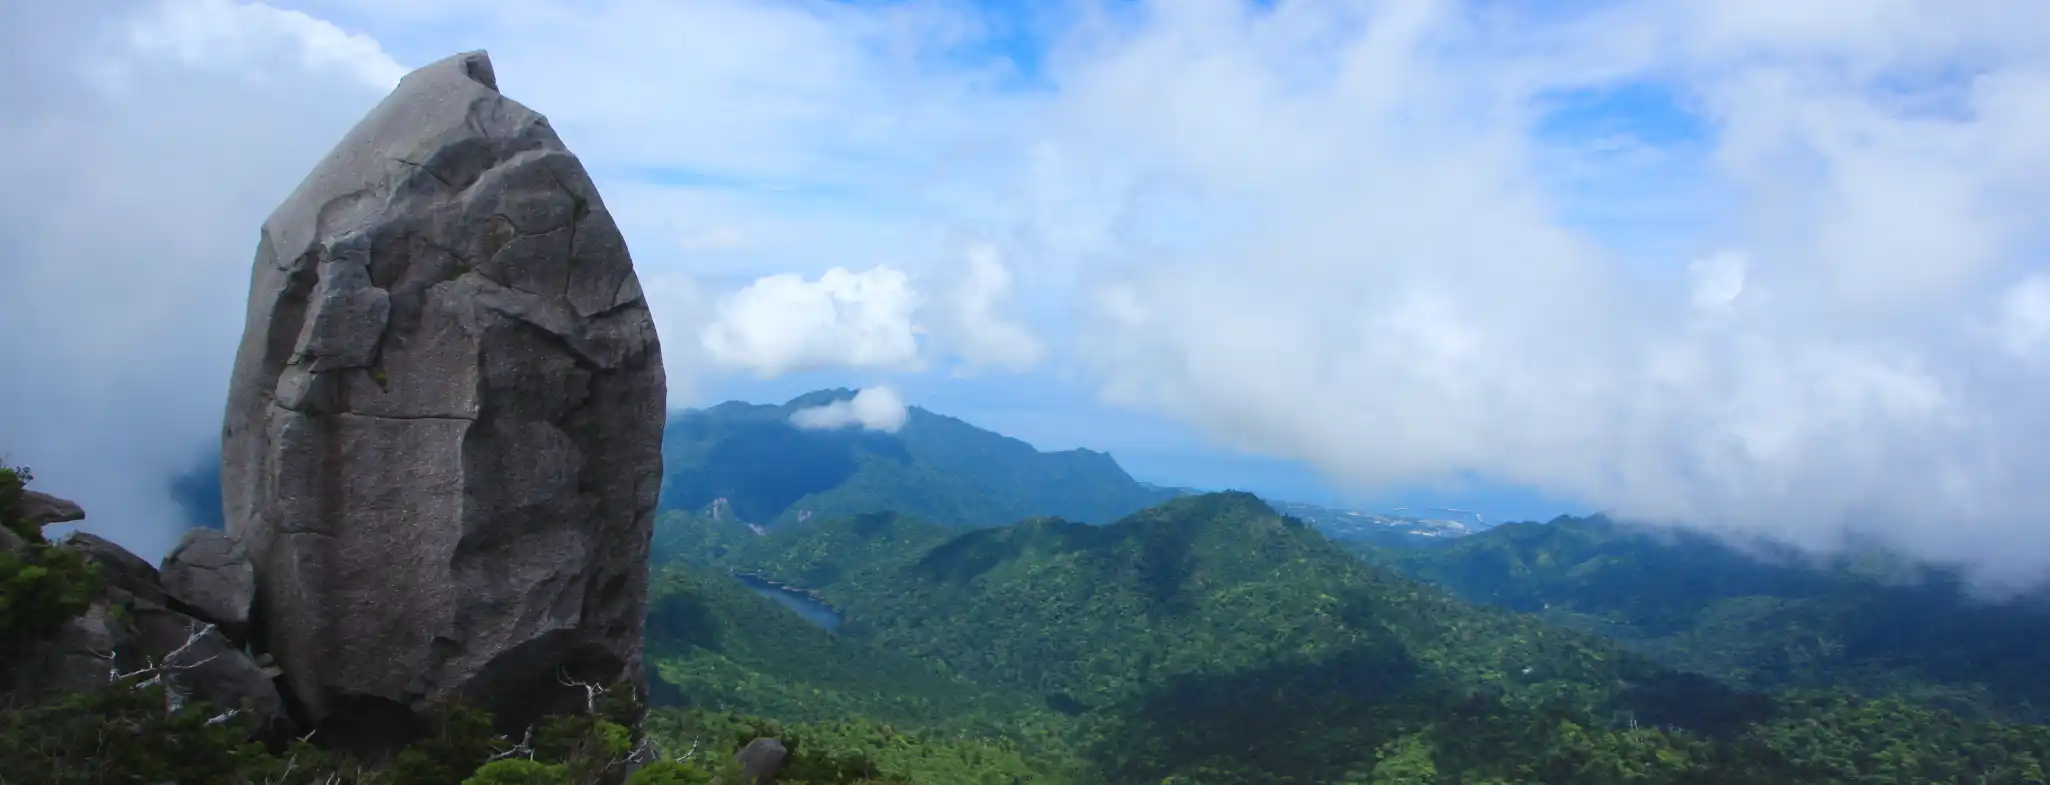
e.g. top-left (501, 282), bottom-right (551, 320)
top-left (16, 490), bottom-right (85, 527)
top-left (161, 528), bottom-right (257, 644)
top-left (1, 499), bottom-right (294, 740)
top-left (219, 50), bottom-right (664, 749)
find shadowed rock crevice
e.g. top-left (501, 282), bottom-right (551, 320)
top-left (220, 49), bottom-right (664, 755)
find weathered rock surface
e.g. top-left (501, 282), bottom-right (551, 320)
top-left (1, 507), bottom-right (293, 740)
top-left (2, 600), bottom-right (130, 703)
top-left (15, 489), bottom-right (85, 526)
top-left (130, 601), bottom-right (294, 740)
top-left (734, 738), bottom-right (788, 784)
top-left (220, 50), bottom-right (664, 749)
top-left (161, 528), bottom-right (256, 644)
top-left (66, 532), bottom-right (175, 607)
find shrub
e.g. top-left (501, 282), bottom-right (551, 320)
top-left (0, 465), bottom-right (103, 660)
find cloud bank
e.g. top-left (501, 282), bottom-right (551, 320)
top-left (0, 0), bottom-right (399, 560)
top-left (789, 386), bottom-right (911, 433)
top-left (1053, 0), bottom-right (2050, 590)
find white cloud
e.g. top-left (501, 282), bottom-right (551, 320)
top-left (638, 271), bottom-right (711, 410)
top-left (1050, 0), bottom-right (2050, 591)
top-left (2000, 275), bottom-right (2050, 360)
top-left (1689, 251), bottom-right (1749, 316)
top-left (112, 0), bottom-right (405, 91)
top-left (934, 243), bottom-right (1046, 374)
top-left (789, 386), bottom-right (910, 433)
top-left (700, 266), bottom-right (925, 378)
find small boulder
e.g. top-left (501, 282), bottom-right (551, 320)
top-left (160, 528), bottom-right (256, 643)
top-left (734, 738), bottom-right (787, 784)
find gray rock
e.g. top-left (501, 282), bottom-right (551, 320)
top-left (63, 532), bottom-right (173, 607)
top-left (0, 600), bottom-right (131, 703)
top-left (0, 520), bottom-right (21, 552)
top-left (734, 737), bottom-right (787, 783)
top-left (220, 50), bottom-right (663, 751)
top-left (131, 602), bottom-right (294, 742)
top-left (14, 489), bottom-right (84, 527)
top-left (160, 528), bottom-right (256, 644)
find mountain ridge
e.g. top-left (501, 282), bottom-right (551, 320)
top-left (658, 389), bottom-right (1179, 528)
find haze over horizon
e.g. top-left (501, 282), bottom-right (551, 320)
top-left (4, 0), bottom-right (2049, 591)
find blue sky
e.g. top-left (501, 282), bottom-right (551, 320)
top-left (6, 0), bottom-right (2050, 589)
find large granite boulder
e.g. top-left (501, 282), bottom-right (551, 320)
top-left (220, 50), bottom-right (664, 752)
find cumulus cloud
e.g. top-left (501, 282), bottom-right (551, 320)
top-left (698, 246), bottom-right (1047, 378)
top-left (789, 386), bottom-right (910, 433)
top-left (700, 266), bottom-right (925, 378)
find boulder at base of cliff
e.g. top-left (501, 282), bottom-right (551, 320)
top-left (160, 528), bottom-right (256, 645)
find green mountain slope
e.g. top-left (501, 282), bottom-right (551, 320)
top-left (1356, 515), bottom-right (2050, 721)
top-left (658, 390), bottom-right (1178, 529)
top-left (640, 562), bottom-right (1087, 782)
top-left (679, 494), bottom-right (1827, 782)
top-left (655, 494), bottom-right (2050, 783)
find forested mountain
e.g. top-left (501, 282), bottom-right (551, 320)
top-left (657, 390), bottom-right (1179, 528)
top-left (646, 493), bottom-right (2050, 783)
top-left (1356, 514), bottom-right (2050, 722)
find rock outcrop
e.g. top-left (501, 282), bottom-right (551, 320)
top-left (0, 493), bottom-right (293, 740)
top-left (16, 490), bottom-right (85, 527)
top-left (220, 50), bottom-right (664, 751)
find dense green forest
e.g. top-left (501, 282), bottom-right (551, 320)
top-left (645, 492), bottom-right (2050, 783)
top-left (657, 390), bottom-right (1177, 528)
top-left (1356, 514), bottom-right (2050, 722)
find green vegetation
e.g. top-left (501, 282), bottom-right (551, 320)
top-left (650, 709), bottom-right (1056, 785)
top-left (0, 662), bottom-right (743, 784)
top-left (0, 465), bottom-right (723, 785)
top-left (642, 560), bottom-right (1030, 727)
top-left (639, 556), bottom-right (1085, 782)
top-left (658, 390), bottom-right (1175, 528)
top-left (1357, 514), bottom-right (2050, 721)
top-left (1, 465), bottom-right (103, 661)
